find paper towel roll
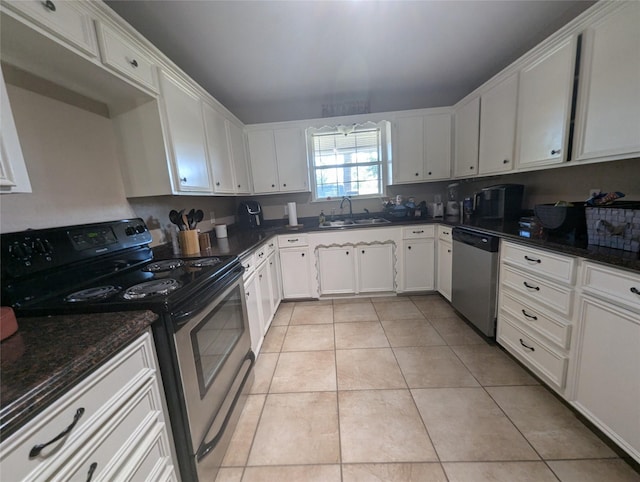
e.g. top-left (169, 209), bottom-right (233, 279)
top-left (287, 202), bottom-right (298, 226)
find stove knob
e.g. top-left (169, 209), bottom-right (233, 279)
top-left (125, 226), bottom-right (136, 236)
top-left (135, 225), bottom-right (146, 234)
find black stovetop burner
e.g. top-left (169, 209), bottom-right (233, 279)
top-left (0, 219), bottom-right (239, 317)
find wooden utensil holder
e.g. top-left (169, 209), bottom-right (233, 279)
top-left (179, 230), bottom-right (200, 255)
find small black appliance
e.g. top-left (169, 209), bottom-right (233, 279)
top-left (473, 184), bottom-right (524, 228)
top-left (237, 200), bottom-right (264, 229)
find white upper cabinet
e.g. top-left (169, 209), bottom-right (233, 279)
top-left (202, 101), bottom-right (235, 194)
top-left (516, 37), bottom-right (577, 169)
top-left (248, 126), bottom-right (309, 194)
top-left (393, 112), bottom-right (451, 184)
top-left (573, 2), bottom-right (640, 163)
top-left (2, 0), bottom-right (98, 57)
top-left (453, 96), bottom-right (480, 178)
top-left (227, 120), bottom-right (251, 194)
top-left (158, 70), bottom-right (212, 193)
top-left (94, 21), bottom-right (158, 94)
top-left (0, 65), bottom-right (31, 193)
top-left (478, 73), bottom-right (518, 175)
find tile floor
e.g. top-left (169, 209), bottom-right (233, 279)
top-left (214, 295), bottom-right (639, 482)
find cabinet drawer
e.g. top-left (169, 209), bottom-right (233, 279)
top-left (501, 290), bottom-right (571, 349)
top-left (0, 333), bottom-right (154, 481)
top-left (278, 234), bottom-right (308, 248)
top-left (498, 315), bottom-right (568, 390)
top-left (501, 265), bottom-right (574, 316)
top-left (402, 225), bottom-right (435, 239)
top-left (437, 225), bottom-right (452, 241)
top-left (240, 253), bottom-right (255, 278)
top-left (95, 22), bottom-right (158, 92)
top-left (264, 238), bottom-right (277, 255)
top-left (581, 262), bottom-right (640, 313)
top-left (4, 0), bottom-right (98, 57)
top-left (502, 242), bottom-right (576, 284)
top-left (254, 245), bottom-right (268, 266)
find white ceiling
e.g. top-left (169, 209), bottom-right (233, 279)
top-left (105, 0), bottom-right (594, 124)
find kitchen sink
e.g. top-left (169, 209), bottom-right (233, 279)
top-left (318, 218), bottom-right (391, 229)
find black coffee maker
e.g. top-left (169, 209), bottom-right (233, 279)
top-left (238, 200), bottom-right (264, 229)
top-left (473, 184), bottom-right (524, 228)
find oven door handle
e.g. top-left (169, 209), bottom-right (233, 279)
top-left (195, 350), bottom-right (255, 463)
top-left (173, 265), bottom-right (244, 327)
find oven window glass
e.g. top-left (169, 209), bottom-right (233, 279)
top-left (191, 284), bottom-right (244, 397)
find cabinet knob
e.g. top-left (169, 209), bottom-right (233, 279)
top-left (129, 59), bottom-right (139, 68)
top-left (271, 184), bottom-right (275, 188)
top-left (415, 172), bottom-right (419, 176)
top-left (551, 149), bottom-right (561, 155)
top-left (630, 287), bottom-right (639, 295)
top-left (42, 0), bottom-right (56, 12)
top-left (408, 246), bottom-right (412, 250)
top-left (503, 159), bottom-right (509, 164)
top-left (447, 249), bottom-right (451, 253)
top-left (346, 251), bottom-right (349, 255)
top-left (301, 253), bottom-right (305, 257)
top-left (427, 171), bottom-right (432, 175)
top-left (361, 250), bottom-right (365, 254)
top-left (216, 181), bottom-right (220, 186)
top-left (283, 183), bottom-right (287, 187)
top-left (180, 177), bottom-right (187, 183)
top-left (469, 166), bottom-right (474, 170)
top-left (238, 184), bottom-right (241, 188)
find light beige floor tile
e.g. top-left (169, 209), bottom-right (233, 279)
top-left (394, 346), bottom-right (480, 388)
top-left (339, 389), bottom-right (438, 463)
top-left (342, 462), bottom-right (448, 481)
top-left (242, 465), bottom-right (341, 482)
top-left (487, 386), bottom-right (617, 459)
top-left (382, 319), bottom-right (446, 347)
top-left (333, 297), bottom-right (372, 304)
top-left (412, 295), bottom-right (457, 318)
top-left (249, 353), bottom-right (278, 394)
top-left (270, 350), bottom-right (336, 392)
top-left (221, 394), bottom-right (266, 467)
top-left (260, 326), bottom-right (287, 353)
top-left (412, 387), bottom-right (539, 461)
top-left (248, 392), bottom-right (340, 465)
top-left (335, 321), bottom-right (389, 349)
top-left (290, 304), bottom-right (334, 324)
top-left (295, 299), bottom-right (333, 306)
top-left (374, 300), bottom-right (425, 321)
top-left (547, 459), bottom-right (640, 482)
top-left (371, 295), bottom-right (405, 303)
top-left (430, 316), bottom-right (487, 345)
top-left (443, 461), bottom-right (558, 482)
top-left (271, 303), bottom-right (294, 326)
top-left (214, 467), bottom-right (243, 482)
top-left (281, 324), bottom-right (334, 351)
top-left (451, 344), bottom-right (538, 386)
top-left (334, 302), bottom-right (379, 322)
top-left (337, 348), bottom-right (406, 390)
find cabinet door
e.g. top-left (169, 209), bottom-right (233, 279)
top-left (159, 71), bottom-right (212, 192)
top-left (279, 248), bottom-right (313, 299)
top-left (516, 37), bottom-right (576, 168)
top-left (403, 239), bottom-right (435, 291)
top-left (571, 296), bottom-right (640, 461)
top-left (479, 73), bottom-right (518, 175)
top-left (257, 263), bottom-right (273, 333)
top-left (202, 102), bottom-right (235, 194)
top-left (453, 96), bottom-right (480, 177)
top-left (393, 116), bottom-right (424, 183)
top-left (436, 240), bottom-right (452, 301)
top-left (358, 244), bottom-right (395, 293)
top-left (244, 274), bottom-right (264, 353)
top-left (318, 247), bottom-right (356, 295)
top-left (574, 2), bottom-right (640, 162)
top-left (247, 130), bottom-right (279, 193)
top-left (0, 66), bottom-right (31, 193)
top-left (267, 251), bottom-right (282, 310)
top-left (227, 120), bottom-right (251, 194)
top-left (274, 127), bottom-right (308, 192)
top-left (424, 113), bottom-right (452, 180)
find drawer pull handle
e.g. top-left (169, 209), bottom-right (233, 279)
top-left (288, 239), bottom-right (299, 243)
top-left (524, 255), bottom-right (541, 263)
top-left (631, 287), bottom-right (640, 295)
top-left (551, 149), bottom-right (561, 155)
top-left (443, 231), bottom-right (449, 235)
top-left (522, 309), bottom-right (538, 320)
top-left (519, 339), bottom-right (535, 352)
top-left (42, 1), bottom-right (56, 12)
top-left (413, 230), bottom-right (424, 234)
top-left (129, 59), bottom-right (139, 68)
top-left (29, 407), bottom-right (85, 458)
top-left (86, 462), bottom-right (98, 482)
top-left (523, 281), bottom-right (540, 291)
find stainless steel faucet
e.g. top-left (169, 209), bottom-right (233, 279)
top-left (340, 196), bottom-right (353, 219)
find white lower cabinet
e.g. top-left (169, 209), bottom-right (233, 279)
top-left (358, 244), bottom-right (395, 293)
top-left (401, 225), bottom-right (436, 292)
top-left (257, 261), bottom-right (273, 333)
top-left (0, 330), bottom-right (177, 481)
top-left (436, 226), bottom-right (452, 301)
top-left (278, 234), bottom-right (313, 299)
top-left (244, 270), bottom-right (263, 354)
top-left (318, 246), bottom-right (356, 295)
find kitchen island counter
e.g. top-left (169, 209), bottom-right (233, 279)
top-left (0, 310), bottom-right (158, 439)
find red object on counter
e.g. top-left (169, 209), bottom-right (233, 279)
top-left (0, 306), bottom-right (19, 341)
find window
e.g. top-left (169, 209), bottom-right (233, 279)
top-left (308, 121), bottom-right (388, 200)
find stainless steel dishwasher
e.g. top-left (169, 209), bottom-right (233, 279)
top-left (451, 227), bottom-right (500, 337)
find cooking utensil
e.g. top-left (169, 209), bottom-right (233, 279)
top-left (194, 209), bottom-right (204, 228)
top-left (182, 213), bottom-right (190, 231)
top-left (187, 209), bottom-right (195, 230)
top-left (169, 210), bottom-right (183, 231)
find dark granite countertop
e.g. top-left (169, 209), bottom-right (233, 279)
top-left (154, 215), bottom-right (639, 274)
top-left (0, 310), bottom-right (158, 439)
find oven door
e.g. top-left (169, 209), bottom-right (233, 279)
top-left (173, 272), bottom-right (254, 478)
